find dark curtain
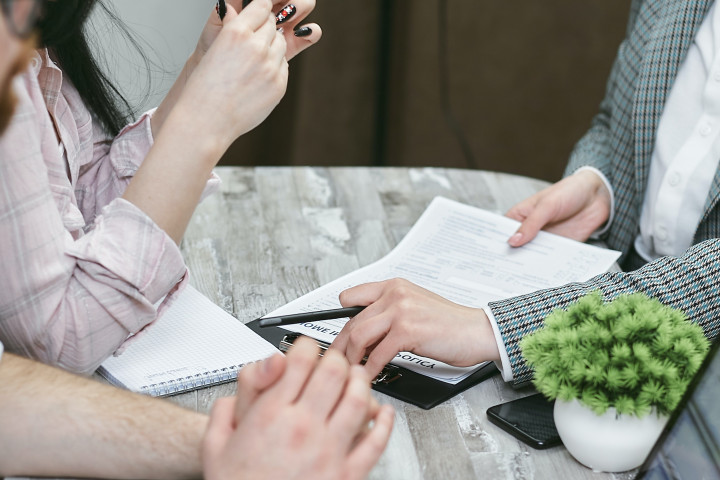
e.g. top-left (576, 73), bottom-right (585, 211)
top-left (221, 1), bottom-right (629, 183)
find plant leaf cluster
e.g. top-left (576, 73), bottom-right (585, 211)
top-left (520, 291), bottom-right (709, 417)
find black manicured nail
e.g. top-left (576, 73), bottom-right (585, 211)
top-left (242, 0), bottom-right (253, 7)
top-left (294, 26), bottom-right (312, 37)
top-left (276, 4), bottom-right (296, 24)
top-left (216, 0), bottom-right (227, 20)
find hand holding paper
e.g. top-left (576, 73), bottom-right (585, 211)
top-left (267, 197), bottom-right (620, 387)
top-left (505, 169), bottom-right (612, 247)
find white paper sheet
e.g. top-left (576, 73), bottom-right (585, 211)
top-left (265, 197), bottom-right (621, 384)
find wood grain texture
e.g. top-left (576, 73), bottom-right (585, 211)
top-left (179, 167), bottom-right (624, 480)
top-left (65, 167), bottom-right (626, 480)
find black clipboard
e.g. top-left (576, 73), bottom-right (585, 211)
top-left (247, 320), bottom-right (499, 410)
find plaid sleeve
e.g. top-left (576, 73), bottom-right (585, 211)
top-left (489, 239), bottom-right (720, 386)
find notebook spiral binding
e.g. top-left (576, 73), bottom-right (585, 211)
top-left (139, 364), bottom-right (246, 397)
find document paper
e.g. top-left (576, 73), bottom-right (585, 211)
top-left (266, 197), bottom-right (621, 384)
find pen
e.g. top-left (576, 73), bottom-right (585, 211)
top-left (258, 306), bottom-right (366, 328)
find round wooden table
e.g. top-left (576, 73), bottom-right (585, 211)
top-left (172, 166), bottom-right (621, 480)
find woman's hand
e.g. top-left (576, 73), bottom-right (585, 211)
top-left (125, 0), bottom-right (292, 243)
top-left (195, 0), bottom-right (322, 63)
top-left (152, 0), bottom-right (321, 137)
top-left (178, 0), bottom-right (289, 148)
top-left (330, 279), bottom-right (500, 380)
top-left (505, 169), bottom-right (612, 247)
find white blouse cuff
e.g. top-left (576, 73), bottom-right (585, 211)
top-left (572, 166), bottom-right (615, 237)
top-left (483, 306), bottom-right (514, 382)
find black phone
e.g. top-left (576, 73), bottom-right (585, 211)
top-left (486, 393), bottom-right (562, 449)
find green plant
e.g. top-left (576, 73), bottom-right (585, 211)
top-left (520, 291), bottom-right (710, 417)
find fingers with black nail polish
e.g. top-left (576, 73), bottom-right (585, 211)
top-left (216, 0), bottom-right (227, 20)
top-left (276, 4), bottom-right (296, 24)
top-left (294, 26), bottom-right (312, 37)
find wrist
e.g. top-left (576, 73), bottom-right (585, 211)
top-left (468, 308), bottom-right (500, 364)
top-left (152, 50), bottom-right (206, 137)
top-left (175, 93), bottom-right (234, 153)
top-left (160, 102), bottom-right (230, 165)
top-left (573, 166), bottom-right (613, 230)
top-left (574, 167), bottom-right (611, 201)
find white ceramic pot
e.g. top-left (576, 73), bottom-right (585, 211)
top-left (553, 398), bottom-right (668, 473)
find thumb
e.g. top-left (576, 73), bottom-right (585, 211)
top-left (508, 207), bottom-right (555, 247)
top-left (202, 397), bottom-right (236, 462)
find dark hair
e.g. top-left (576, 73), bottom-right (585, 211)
top-left (38, 0), bottom-right (147, 135)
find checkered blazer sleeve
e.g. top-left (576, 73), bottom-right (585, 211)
top-left (488, 239), bottom-right (720, 386)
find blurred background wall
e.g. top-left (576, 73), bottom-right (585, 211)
top-left (93, 1), bottom-right (629, 182)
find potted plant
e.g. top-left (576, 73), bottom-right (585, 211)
top-left (520, 291), bottom-right (709, 472)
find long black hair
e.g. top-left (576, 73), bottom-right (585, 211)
top-left (38, 0), bottom-right (148, 135)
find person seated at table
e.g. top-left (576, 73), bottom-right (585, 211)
top-left (331, 0), bottom-right (720, 386)
top-left (0, 0), bottom-right (322, 374)
top-left (0, 6), bottom-right (393, 479)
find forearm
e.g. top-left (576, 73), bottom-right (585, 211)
top-left (123, 98), bottom-right (227, 244)
top-left (129, 0), bottom-right (291, 243)
top-left (0, 353), bottom-right (206, 479)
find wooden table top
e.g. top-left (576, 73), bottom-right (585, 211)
top-left (168, 166), bottom-right (626, 480)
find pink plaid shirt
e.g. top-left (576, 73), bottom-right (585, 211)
top-left (0, 49), bottom-right (217, 374)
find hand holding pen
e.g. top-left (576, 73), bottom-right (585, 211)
top-left (258, 306), bottom-right (366, 328)
top-left (216, 0), bottom-right (322, 59)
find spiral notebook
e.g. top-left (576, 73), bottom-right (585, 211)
top-left (97, 286), bottom-right (280, 397)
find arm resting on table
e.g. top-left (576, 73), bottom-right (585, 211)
top-left (0, 353), bottom-right (207, 479)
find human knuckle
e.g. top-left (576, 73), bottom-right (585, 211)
top-left (287, 414), bottom-right (314, 447)
top-left (323, 349), bottom-right (349, 372)
top-left (226, 24), bottom-right (252, 43)
top-left (395, 297), bottom-right (416, 316)
top-left (387, 277), bottom-right (407, 289)
top-left (250, 43), bottom-right (269, 64)
top-left (388, 280), bottom-right (413, 299)
top-left (292, 349), bottom-right (316, 370)
top-left (323, 365), bottom-right (347, 388)
top-left (344, 388), bottom-right (369, 412)
top-left (347, 328), bottom-right (365, 346)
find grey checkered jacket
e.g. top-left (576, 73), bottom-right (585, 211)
top-left (489, 0), bottom-right (720, 386)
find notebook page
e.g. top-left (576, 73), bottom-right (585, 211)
top-left (98, 286), bottom-right (279, 395)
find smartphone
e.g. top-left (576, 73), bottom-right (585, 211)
top-left (486, 393), bottom-right (562, 449)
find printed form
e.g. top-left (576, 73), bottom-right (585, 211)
top-left (264, 197), bottom-right (621, 384)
